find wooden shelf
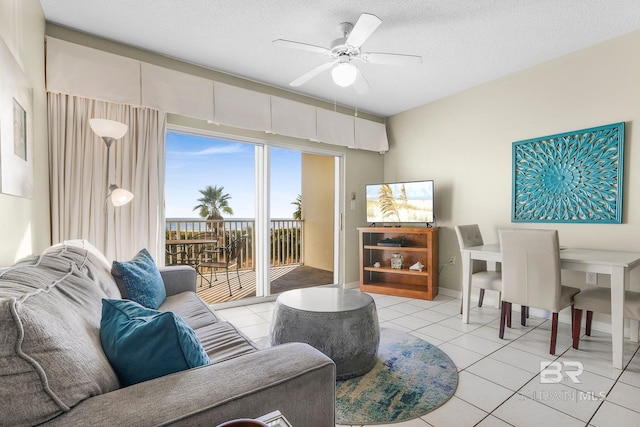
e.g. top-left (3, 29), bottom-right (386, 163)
top-left (358, 227), bottom-right (439, 300)
top-left (363, 266), bottom-right (428, 276)
top-left (363, 245), bottom-right (426, 252)
top-left (360, 282), bottom-right (431, 300)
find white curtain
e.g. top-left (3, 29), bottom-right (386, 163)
top-left (48, 93), bottom-right (166, 263)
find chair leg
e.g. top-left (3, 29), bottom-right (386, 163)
top-left (235, 264), bottom-right (242, 289)
top-left (572, 308), bottom-right (583, 349)
top-left (198, 265), bottom-right (211, 288)
top-left (506, 302), bottom-right (512, 328)
top-left (631, 320), bottom-right (640, 343)
top-left (525, 306), bottom-right (529, 318)
top-left (585, 311), bottom-right (593, 336)
top-left (460, 300), bottom-right (463, 315)
top-left (478, 289), bottom-right (485, 307)
top-left (550, 312), bottom-right (559, 355)
top-left (499, 301), bottom-right (508, 339)
top-left (521, 306), bottom-right (527, 326)
top-left (225, 268), bottom-right (232, 296)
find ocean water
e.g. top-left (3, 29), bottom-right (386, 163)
top-left (165, 218), bottom-right (252, 231)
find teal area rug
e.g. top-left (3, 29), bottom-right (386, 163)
top-left (335, 328), bottom-right (458, 425)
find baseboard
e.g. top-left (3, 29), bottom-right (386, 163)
top-left (344, 281), bottom-right (359, 289)
top-left (437, 287), bottom-right (460, 299)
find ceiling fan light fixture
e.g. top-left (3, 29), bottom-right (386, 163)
top-left (331, 62), bottom-right (357, 87)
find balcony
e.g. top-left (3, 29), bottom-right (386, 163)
top-left (166, 219), bottom-right (333, 304)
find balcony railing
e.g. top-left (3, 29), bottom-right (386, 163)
top-left (165, 219), bottom-right (303, 268)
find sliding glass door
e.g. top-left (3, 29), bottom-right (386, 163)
top-left (268, 148), bottom-right (336, 296)
top-left (165, 129), bottom-right (341, 305)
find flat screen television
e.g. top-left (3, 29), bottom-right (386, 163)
top-left (366, 180), bottom-right (435, 225)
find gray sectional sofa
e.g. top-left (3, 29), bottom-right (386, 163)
top-left (0, 241), bottom-right (335, 426)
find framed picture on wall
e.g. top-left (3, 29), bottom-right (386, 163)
top-left (0, 38), bottom-right (33, 199)
top-left (13, 97), bottom-right (27, 161)
top-left (512, 122), bottom-right (624, 224)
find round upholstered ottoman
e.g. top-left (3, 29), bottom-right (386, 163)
top-left (270, 287), bottom-right (380, 380)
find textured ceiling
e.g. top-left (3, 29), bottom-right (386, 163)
top-left (39, 0), bottom-right (640, 117)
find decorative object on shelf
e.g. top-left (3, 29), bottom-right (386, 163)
top-left (373, 261), bottom-right (381, 268)
top-left (512, 122), bottom-right (624, 223)
top-left (390, 253), bottom-right (403, 269)
top-left (409, 261), bottom-right (424, 271)
top-left (90, 118), bottom-right (134, 254)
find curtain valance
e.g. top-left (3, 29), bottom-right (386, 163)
top-left (46, 37), bottom-right (388, 152)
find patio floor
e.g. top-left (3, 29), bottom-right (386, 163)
top-left (196, 264), bottom-right (334, 304)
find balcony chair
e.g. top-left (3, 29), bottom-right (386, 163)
top-left (455, 224), bottom-right (502, 314)
top-left (165, 247), bottom-right (188, 266)
top-left (498, 229), bottom-right (581, 354)
top-left (198, 235), bottom-right (247, 296)
top-left (182, 231), bottom-right (217, 269)
top-left (572, 287), bottom-right (640, 349)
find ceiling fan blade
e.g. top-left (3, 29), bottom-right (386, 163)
top-left (289, 61), bottom-right (336, 87)
top-left (273, 39), bottom-right (330, 55)
top-left (354, 67), bottom-right (370, 94)
top-left (360, 52), bottom-right (423, 66)
top-left (346, 13), bottom-right (382, 48)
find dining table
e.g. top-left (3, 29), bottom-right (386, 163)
top-left (165, 238), bottom-right (218, 264)
top-left (460, 243), bottom-right (640, 369)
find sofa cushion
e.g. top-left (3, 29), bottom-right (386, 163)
top-left (63, 239), bottom-right (111, 269)
top-left (0, 249), bottom-right (120, 426)
top-left (44, 241), bottom-right (122, 299)
top-left (159, 291), bottom-right (223, 329)
top-left (194, 321), bottom-right (258, 363)
top-left (112, 248), bottom-right (166, 309)
top-left (100, 299), bottom-right (210, 386)
top-left (158, 292), bottom-right (257, 362)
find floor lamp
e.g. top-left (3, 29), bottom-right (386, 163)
top-left (90, 118), bottom-right (134, 256)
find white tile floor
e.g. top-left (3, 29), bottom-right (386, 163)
top-left (216, 292), bottom-right (640, 427)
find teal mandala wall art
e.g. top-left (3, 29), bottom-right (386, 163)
top-left (512, 122), bottom-right (624, 223)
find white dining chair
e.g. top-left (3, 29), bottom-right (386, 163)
top-left (498, 229), bottom-right (581, 354)
top-left (572, 287), bottom-right (640, 349)
top-left (455, 224), bottom-right (502, 313)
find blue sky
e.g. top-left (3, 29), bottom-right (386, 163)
top-left (165, 132), bottom-right (301, 219)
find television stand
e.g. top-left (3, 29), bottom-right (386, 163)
top-left (358, 227), bottom-right (439, 300)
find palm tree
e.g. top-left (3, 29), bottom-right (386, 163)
top-left (292, 194), bottom-right (302, 220)
top-left (193, 185), bottom-right (234, 222)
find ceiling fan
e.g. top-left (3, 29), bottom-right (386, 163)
top-left (273, 13), bottom-right (422, 94)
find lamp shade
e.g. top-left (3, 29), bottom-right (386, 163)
top-left (90, 118), bottom-right (128, 139)
top-left (110, 187), bottom-right (134, 206)
top-left (331, 63), bottom-right (357, 87)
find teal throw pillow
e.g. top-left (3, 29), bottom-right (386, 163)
top-left (112, 248), bottom-right (166, 309)
top-left (99, 299), bottom-right (210, 386)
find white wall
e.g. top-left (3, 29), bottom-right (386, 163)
top-left (0, 0), bottom-right (49, 266)
top-left (386, 30), bottom-right (640, 295)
